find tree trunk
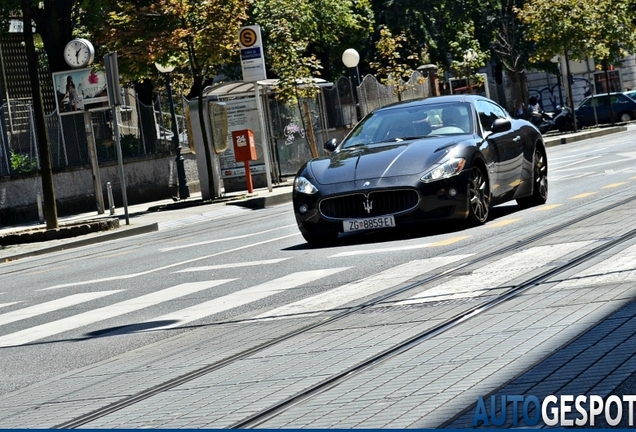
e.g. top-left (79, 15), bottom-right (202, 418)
top-left (195, 75), bottom-right (217, 199)
top-left (21, 0), bottom-right (58, 228)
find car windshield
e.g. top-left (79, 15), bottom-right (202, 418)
top-left (341, 102), bottom-right (473, 149)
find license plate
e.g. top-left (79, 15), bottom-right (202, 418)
top-left (343, 216), bottom-right (396, 232)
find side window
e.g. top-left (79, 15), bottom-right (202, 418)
top-left (476, 100), bottom-right (500, 132)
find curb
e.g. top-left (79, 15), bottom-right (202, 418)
top-left (0, 218), bottom-right (121, 247)
top-left (2, 223), bottom-right (158, 262)
top-left (226, 192), bottom-right (293, 209)
top-left (544, 126), bottom-right (627, 147)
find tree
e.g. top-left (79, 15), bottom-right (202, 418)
top-left (369, 25), bottom-right (424, 101)
top-left (518, 0), bottom-right (636, 127)
top-left (96, 0), bottom-right (249, 199)
top-left (489, 0), bottom-right (535, 116)
top-left (446, 21), bottom-right (488, 94)
top-left (250, 0), bottom-right (373, 101)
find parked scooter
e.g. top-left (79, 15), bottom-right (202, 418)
top-left (528, 108), bottom-right (556, 134)
top-left (553, 105), bottom-right (576, 132)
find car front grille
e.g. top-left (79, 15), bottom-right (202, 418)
top-left (319, 189), bottom-right (420, 220)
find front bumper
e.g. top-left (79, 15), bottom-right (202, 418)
top-left (293, 173), bottom-right (471, 236)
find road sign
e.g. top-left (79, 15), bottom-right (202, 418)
top-left (239, 25), bottom-right (267, 82)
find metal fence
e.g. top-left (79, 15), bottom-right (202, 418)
top-left (1, 72), bottom-right (433, 178)
top-left (0, 90), bottom-right (189, 177)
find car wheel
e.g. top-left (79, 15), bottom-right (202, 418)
top-left (467, 164), bottom-right (490, 225)
top-left (517, 148), bottom-right (548, 208)
top-left (619, 112), bottom-right (632, 122)
top-left (302, 231), bottom-right (339, 246)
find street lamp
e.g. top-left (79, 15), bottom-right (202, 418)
top-left (155, 62), bottom-right (190, 200)
top-left (342, 48), bottom-right (362, 121)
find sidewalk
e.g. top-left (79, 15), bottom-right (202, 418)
top-left (0, 124), bottom-right (628, 262)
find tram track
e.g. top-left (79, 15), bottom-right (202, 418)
top-left (54, 193), bottom-right (636, 429)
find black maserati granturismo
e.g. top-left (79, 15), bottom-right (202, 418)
top-left (293, 95), bottom-right (548, 245)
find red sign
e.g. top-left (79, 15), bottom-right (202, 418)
top-left (231, 129), bottom-right (257, 162)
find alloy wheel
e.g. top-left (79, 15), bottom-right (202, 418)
top-left (468, 165), bottom-right (489, 224)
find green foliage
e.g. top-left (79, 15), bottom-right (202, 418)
top-left (120, 134), bottom-right (141, 156)
top-left (517, 0), bottom-right (636, 66)
top-left (10, 151), bottom-right (37, 174)
top-left (251, 0), bottom-right (374, 103)
top-left (254, 0), bottom-right (322, 102)
top-left (369, 25), bottom-right (423, 98)
top-left (446, 21), bottom-right (489, 88)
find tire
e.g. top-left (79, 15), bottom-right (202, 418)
top-left (619, 112), bottom-right (632, 123)
top-left (302, 230), bottom-right (339, 246)
top-left (466, 164), bottom-right (490, 225)
top-left (517, 148), bottom-right (548, 208)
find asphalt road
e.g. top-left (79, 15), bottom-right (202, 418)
top-left (1, 124), bottom-right (636, 427)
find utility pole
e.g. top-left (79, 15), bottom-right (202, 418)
top-left (21, 0), bottom-right (58, 228)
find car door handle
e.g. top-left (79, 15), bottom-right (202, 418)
top-left (513, 136), bottom-right (521, 142)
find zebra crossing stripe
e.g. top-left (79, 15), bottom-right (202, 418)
top-left (399, 241), bottom-right (595, 305)
top-left (139, 268), bottom-right (351, 331)
top-left (0, 291), bottom-right (122, 327)
top-left (254, 255), bottom-right (473, 320)
top-left (175, 258), bottom-right (291, 273)
top-left (0, 280), bottom-right (234, 348)
top-left (160, 225), bottom-right (297, 252)
top-left (43, 233), bottom-right (297, 290)
top-left (0, 302), bottom-right (21, 311)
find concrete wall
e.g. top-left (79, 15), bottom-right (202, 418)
top-left (526, 55), bottom-right (636, 112)
top-left (0, 151), bottom-right (200, 227)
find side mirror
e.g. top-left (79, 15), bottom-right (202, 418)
top-left (324, 138), bottom-right (338, 153)
top-left (491, 118), bottom-right (512, 134)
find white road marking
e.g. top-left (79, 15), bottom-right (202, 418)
top-left (330, 237), bottom-right (469, 257)
top-left (398, 241), bottom-right (595, 305)
top-left (140, 268), bottom-right (351, 331)
top-left (175, 258), bottom-right (291, 273)
top-left (0, 280), bottom-right (234, 348)
top-left (330, 243), bottom-right (432, 257)
top-left (549, 155), bottom-right (603, 167)
top-left (0, 291), bottom-right (122, 327)
top-left (254, 255), bottom-right (473, 320)
top-left (0, 302), bottom-right (21, 310)
top-left (159, 225), bottom-right (297, 252)
top-left (42, 233), bottom-right (298, 290)
top-left (557, 158), bottom-right (628, 172)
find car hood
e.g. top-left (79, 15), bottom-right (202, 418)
top-left (309, 137), bottom-right (464, 185)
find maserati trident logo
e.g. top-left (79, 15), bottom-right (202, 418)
top-left (363, 198), bottom-right (373, 214)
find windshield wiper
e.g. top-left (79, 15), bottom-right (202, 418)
top-left (379, 135), bottom-right (430, 143)
top-left (342, 143), bottom-right (368, 149)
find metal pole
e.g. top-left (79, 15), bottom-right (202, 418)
top-left (107, 181), bottom-right (115, 215)
top-left (164, 73), bottom-right (190, 200)
top-left (254, 83), bottom-right (273, 192)
top-left (112, 105), bottom-right (130, 224)
top-left (352, 67), bottom-right (362, 121)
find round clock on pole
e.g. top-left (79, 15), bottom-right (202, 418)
top-left (64, 38), bottom-right (95, 68)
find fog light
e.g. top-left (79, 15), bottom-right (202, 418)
top-left (299, 204), bottom-right (309, 214)
top-left (447, 188), bottom-right (457, 197)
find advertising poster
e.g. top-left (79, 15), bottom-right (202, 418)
top-left (218, 98), bottom-right (266, 179)
top-left (52, 68), bottom-right (109, 116)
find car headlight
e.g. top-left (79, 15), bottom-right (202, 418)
top-left (294, 176), bottom-right (319, 194)
top-left (420, 158), bottom-right (466, 183)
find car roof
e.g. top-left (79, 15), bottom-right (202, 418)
top-left (374, 94), bottom-right (488, 113)
top-left (588, 92), bottom-right (626, 98)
